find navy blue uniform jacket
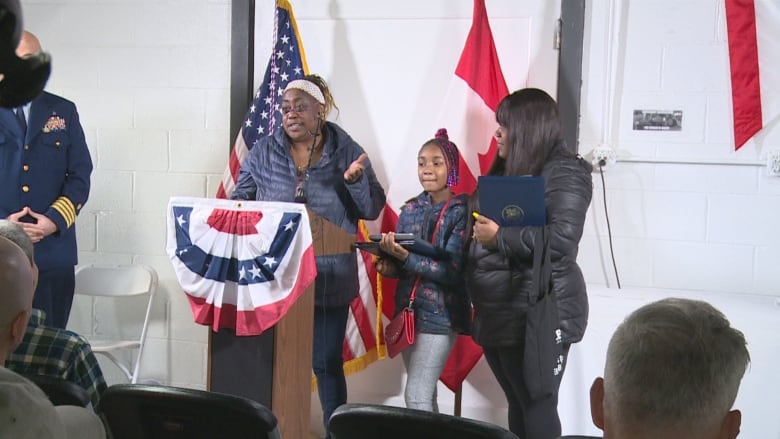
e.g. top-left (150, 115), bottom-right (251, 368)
top-left (0, 92), bottom-right (92, 271)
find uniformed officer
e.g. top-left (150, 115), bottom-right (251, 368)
top-left (0, 31), bottom-right (92, 329)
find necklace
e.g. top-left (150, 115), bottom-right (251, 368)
top-left (292, 130), bottom-right (323, 171)
top-left (293, 145), bottom-right (320, 171)
top-left (292, 119), bottom-right (323, 204)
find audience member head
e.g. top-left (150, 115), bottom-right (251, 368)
top-left (0, 220), bottom-right (32, 259)
top-left (15, 30), bottom-right (41, 58)
top-left (1, 26), bottom-right (50, 108)
top-left (0, 220), bottom-right (36, 275)
top-left (590, 298), bottom-right (750, 439)
top-left (490, 87), bottom-right (561, 177)
top-left (0, 0), bottom-right (24, 75)
top-left (0, 236), bottom-right (34, 361)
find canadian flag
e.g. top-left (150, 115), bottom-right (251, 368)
top-left (436, 0), bottom-right (510, 392)
top-left (725, 0), bottom-right (780, 150)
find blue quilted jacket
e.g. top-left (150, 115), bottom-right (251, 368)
top-left (391, 193), bottom-right (471, 334)
top-left (232, 122), bottom-right (386, 306)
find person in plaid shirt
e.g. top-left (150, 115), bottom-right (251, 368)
top-left (0, 220), bottom-right (106, 408)
top-left (7, 308), bottom-right (107, 408)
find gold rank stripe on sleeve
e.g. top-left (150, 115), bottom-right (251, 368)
top-left (51, 196), bottom-right (77, 228)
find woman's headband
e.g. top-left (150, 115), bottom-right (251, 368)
top-left (284, 79), bottom-right (326, 104)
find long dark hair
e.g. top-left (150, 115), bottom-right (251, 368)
top-left (487, 88), bottom-right (561, 177)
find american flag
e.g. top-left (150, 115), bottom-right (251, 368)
top-left (215, 0), bottom-right (385, 377)
top-left (216, 0), bottom-right (308, 199)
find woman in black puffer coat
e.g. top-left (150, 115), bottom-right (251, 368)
top-left (467, 88), bottom-right (593, 439)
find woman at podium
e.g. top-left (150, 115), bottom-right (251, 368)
top-left (232, 74), bottom-right (386, 438)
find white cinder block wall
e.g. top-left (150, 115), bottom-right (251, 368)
top-left (20, 0), bottom-right (780, 435)
top-left (22, 0), bottom-right (231, 388)
top-left (580, 0), bottom-right (780, 295)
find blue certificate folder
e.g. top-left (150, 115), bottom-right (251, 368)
top-left (477, 176), bottom-right (546, 227)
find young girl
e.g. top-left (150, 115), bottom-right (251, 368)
top-left (375, 128), bottom-right (470, 412)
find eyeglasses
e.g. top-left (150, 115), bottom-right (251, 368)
top-left (281, 103), bottom-right (311, 116)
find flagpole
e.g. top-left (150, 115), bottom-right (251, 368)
top-left (229, 0), bottom-right (255, 150)
top-left (454, 385), bottom-right (462, 417)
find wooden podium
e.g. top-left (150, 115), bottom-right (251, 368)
top-left (208, 209), bottom-right (354, 438)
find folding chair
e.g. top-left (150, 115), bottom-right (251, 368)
top-left (98, 384), bottom-right (281, 439)
top-left (329, 403), bottom-right (520, 439)
top-left (23, 373), bottom-right (90, 407)
top-left (74, 264), bottom-right (157, 384)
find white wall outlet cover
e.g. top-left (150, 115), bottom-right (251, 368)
top-left (767, 150), bottom-right (780, 176)
top-left (590, 145), bottom-right (617, 168)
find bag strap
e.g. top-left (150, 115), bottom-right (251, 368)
top-left (529, 226), bottom-right (552, 305)
top-left (407, 197), bottom-right (453, 306)
top-left (430, 197), bottom-right (452, 243)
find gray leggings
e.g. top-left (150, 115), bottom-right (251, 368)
top-left (401, 331), bottom-right (457, 412)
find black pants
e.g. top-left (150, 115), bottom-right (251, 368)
top-left (482, 343), bottom-right (571, 439)
top-left (312, 304), bottom-right (350, 438)
top-left (32, 266), bottom-right (75, 329)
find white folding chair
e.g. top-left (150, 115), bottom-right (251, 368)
top-left (74, 264), bottom-right (157, 384)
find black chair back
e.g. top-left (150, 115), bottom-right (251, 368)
top-left (23, 373), bottom-right (90, 407)
top-left (329, 403), bottom-right (520, 439)
top-left (98, 384), bottom-right (281, 439)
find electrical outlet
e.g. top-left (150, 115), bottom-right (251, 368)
top-left (767, 150), bottom-right (780, 176)
top-left (590, 145), bottom-right (617, 169)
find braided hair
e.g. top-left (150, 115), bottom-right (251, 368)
top-left (422, 128), bottom-right (460, 187)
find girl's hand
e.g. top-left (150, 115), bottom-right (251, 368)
top-left (472, 213), bottom-right (499, 247)
top-left (375, 257), bottom-right (398, 277)
top-left (378, 232), bottom-right (410, 262)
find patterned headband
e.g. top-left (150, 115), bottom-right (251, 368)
top-left (284, 79), bottom-right (326, 105)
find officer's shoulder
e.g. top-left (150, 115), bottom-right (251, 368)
top-left (35, 91), bottom-right (77, 109)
